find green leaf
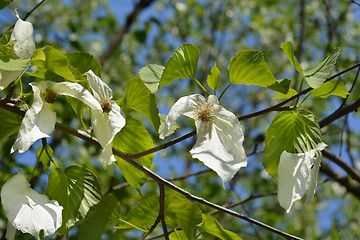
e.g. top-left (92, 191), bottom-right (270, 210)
top-left (79, 194), bottom-right (121, 240)
top-left (33, 46), bottom-right (76, 82)
top-left (0, 0), bottom-right (13, 10)
top-left (0, 58), bottom-right (29, 71)
top-left (158, 113), bottom-right (179, 137)
top-left (139, 64), bottom-right (164, 93)
top-left (267, 79), bottom-right (291, 94)
top-left (112, 114), bottom-right (154, 193)
top-left (66, 52), bottom-right (101, 76)
top-left (125, 77), bottom-right (160, 131)
top-left (159, 43), bottom-right (199, 88)
top-left (305, 47), bottom-right (341, 88)
top-left (30, 49), bottom-right (45, 67)
top-left (117, 195), bottom-right (202, 240)
top-left (47, 165), bottom-right (102, 234)
top-left (281, 41), bottom-right (306, 79)
top-left (36, 146), bottom-right (53, 173)
top-left (169, 230), bottom-right (188, 240)
top-left (228, 50), bottom-right (277, 88)
top-left (200, 214), bottom-right (242, 240)
top-left (309, 80), bottom-right (349, 98)
top-left (65, 96), bottom-right (86, 128)
top-left (0, 108), bottom-right (22, 142)
top-left (264, 110), bottom-right (323, 179)
top-left (273, 88), bottom-right (298, 99)
top-left (207, 63), bottom-right (221, 90)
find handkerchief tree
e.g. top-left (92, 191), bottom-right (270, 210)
top-left (0, 1), bottom-right (360, 240)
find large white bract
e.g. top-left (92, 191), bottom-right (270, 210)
top-left (277, 142), bottom-right (327, 213)
top-left (11, 81), bottom-right (101, 154)
top-left (85, 70), bottom-right (126, 166)
top-left (1, 170), bottom-right (63, 240)
top-left (160, 94), bottom-right (247, 185)
top-left (0, 13), bottom-right (36, 90)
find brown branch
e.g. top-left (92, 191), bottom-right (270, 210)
top-left (322, 149), bottom-right (360, 183)
top-left (159, 184), bottom-right (169, 240)
top-left (352, 0), bottom-right (360, 7)
top-left (99, 0), bottom-right (155, 66)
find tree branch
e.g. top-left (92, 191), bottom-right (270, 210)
top-left (99, 0), bottom-right (155, 66)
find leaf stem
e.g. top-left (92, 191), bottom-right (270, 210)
top-left (192, 77), bottom-right (208, 96)
top-left (294, 77), bottom-right (305, 108)
top-left (218, 83), bottom-right (232, 101)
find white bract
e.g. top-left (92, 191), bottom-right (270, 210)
top-left (1, 170), bottom-right (63, 240)
top-left (85, 70), bottom-right (126, 166)
top-left (277, 142), bottom-right (327, 213)
top-left (0, 13), bottom-right (36, 90)
top-left (11, 81), bottom-right (101, 154)
top-left (160, 94), bottom-right (247, 185)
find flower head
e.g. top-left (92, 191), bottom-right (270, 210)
top-left (11, 81), bottom-right (101, 154)
top-left (0, 14), bottom-right (36, 91)
top-left (85, 70), bottom-right (126, 166)
top-left (277, 142), bottom-right (327, 213)
top-left (160, 94), bottom-right (247, 185)
top-left (1, 170), bottom-right (63, 240)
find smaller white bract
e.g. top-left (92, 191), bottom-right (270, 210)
top-left (85, 70), bottom-right (126, 166)
top-left (1, 170), bottom-right (63, 240)
top-left (0, 13), bottom-right (36, 90)
top-left (277, 142), bottom-right (327, 213)
top-left (11, 81), bottom-right (101, 154)
top-left (160, 94), bottom-right (247, 185)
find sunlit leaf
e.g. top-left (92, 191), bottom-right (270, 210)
top-left (267, 79), bottom-right (291, 94)
top-left (159, 43), bottom-right (199, 88)
top-left (79, 194), bottom-right (121, 239)
top-left (264, 110), bottom-right (323, 179)
top-left (309, 80), bottom-right (349, 98)
top-left (139, 64), bottom-right (164, 93)
top-left (113, 114), bottom-right (154, 193)
top-left (273, 88), bottom-right (298, 99)
top-left (158, 113), bottom-right (179, 137)
top-left (200, 214), bottom-right (242, 240)
top-left (66, 52), bottom-right (101, 76)
top-left (36, 146), bottom-right (53, 173)
top-left (0, 58), bottom-right (29, 71)
top-left (117, 195), bottom-right (202, 240)
top-left (65, 96), bottom-right (86, 127)
top-left (125, 77), bottom-right (160, 131)
top-left (228, 50), bottom-right (277, 89)
top-left (281, 41), bottom-right (306, 79)
top-left (207, 63), bottom-right (221, 90)
top-left (47, 165), bottom-right (102, 234)
top-left (169, 230), bottom-right (188, 240)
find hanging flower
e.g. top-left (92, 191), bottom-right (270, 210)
top-left (160, 94), bottom-right (247, 185)
top-left (277, 142), bottom-right (327, 213)
top-left (84, 70), bottom-right (126, 166)
top-left (1, 170), bottom-right (63, 240)
top-left (0, 13), bottom-right (36, 90)
top-left (11, 81), bottom-right (101, 154)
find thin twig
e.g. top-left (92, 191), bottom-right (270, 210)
top-left (352, 0), bottom-right (360, 6)
top-left (159, 184), bottom-right (169, 240)
top-left (99, 0), bottom-right (154, 66)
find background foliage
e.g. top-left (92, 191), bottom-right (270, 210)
top-left (1, 0), bottom-right (360, 239)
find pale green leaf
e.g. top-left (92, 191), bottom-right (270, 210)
top-left (0, 58), bottom-right (29, 71)
top-left (112, 114), bottom-right (154, 193)
top-left (117, 195), bottom-right (202, 240)
top-left (309, 80), bottom-right (349, 98)
top-left (125, 77), bottom-right (160, 131)
top-left (33, 46), bottom-right (76, 82)
top-left (139, 64), bottom-right (164, 93)
top-left (158, 113), bottom-right (179, 137)
top-left (65, 96), bottom-right (86, 128)
top-left (264, 110), bottom-right (323, 179)
top-left (305, 48), bottom-right (341, 88)
top-left (36, 146), bottom-right (53, 173)
top-left (273, 88), bottom-right (298, 99)
top-left (200, 214), bottom-right (242, 240)
top-left (46, 165), bottom-right (102, 234)
top-left (159, 43), bottom-right (199, 88)
top-left (79, 194), bottom-right (121, 240)
top-left (281, 41), bottom-right (306, 79)
top-left (0, 108), bottom-right (22, 142)
top-left (207, 62), bottom-right (221, 90)
top-left (30, 49), bottom-right (45, 67)
top-left (228, 50), bottom-right (277, 88)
